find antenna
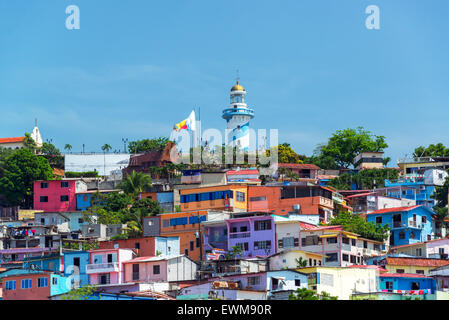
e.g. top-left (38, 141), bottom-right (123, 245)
top-left (236, 69), bottom-right (240, 84)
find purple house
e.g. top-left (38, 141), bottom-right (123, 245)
top-left (226, 213), bottom-right (275, 258)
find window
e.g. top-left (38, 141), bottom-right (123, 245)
top-left (422, 216), bottom-right (427, 224)
top-left (248, 276), bottom-right (260, 286)
top-left (428, 235), bottom-right (432, 241)
top-left (240, 226), bottom-right (248, 232)
top-left (61, 181), bottom-right (69, 188)
top-left (132, 264), bottom-right (140, 280)
top-left (99, 273), bottom-right (110, 285)
top-left (60, 195), bottom-right (69, 202)
top-left (325, 253), bottom-right (338, 262)
top-left (327, 237), bottom-right (337, 244)
top-left (73, 257), bottom-right (80, 268)
top-left (342, 237), bottom-right (350, 245)
top-left (37, 277), bottom-right (48, 288)
top-left (342, 254), bottom-right (349, 262)
top-left (190, 241), bottom-right (194, 251)
top-left (83, 195), bottom-right (89, 201)
top-left (302, 235), bottom-right (320, 246)
top-left (40, 196), bottom-right (49, 203)
top-left (278, 239), bottom-right (283, 249)
top-left (376, 216), bottom-right (382, 224)
top-left (41, 182), bottom-right (49, 189)
top-left (350, 255), bottom-right (357, 263)
top-left (5, 280), bottom-right (16, 291)
top-left (439, 248), bottom-right (445, 255)
top-left (231, 227), bottom-right (238, 233)
top-left (254, 241), bottom-right (271, 250)
top-left (162, 220), bottom-right (169, 228)
top-left (135, 242), bottom-right (140, 250)
top-left (374, 244), bottom-right (381, 251)
top-left (21, 279), bottom-right (32, 289)
top-left (351, 239), bottom-right (356, 246)
top-left (410, 232), bottom-right (415, 239)
top-left (254, 220), bottom-right (271, 231)
top-left (416, 270), bottom-right (425, 274)
top-left (396, 269), bottom-right (405, 274)
top-left (385, 281), bottom-right (393, 290)
top-left (185, 249), bottom-right (188, 256)
top-left (250, 196), bottom-right (266, 202)
top-left (416, 248), bottom-right (422, 256)
top-left (282, 237), bottom-right (295, 248)
top-left (236, 191), bottom-right (245, 202)
top-left (363, 241), bottom-right (368, 249)
top-left (196, 237), bottom-right (200, 248)
top-left (294, 279), bottom-right (301, 286)
top-left (399, 231), bottom-right (405, 240)
top-left (411, 282), bottom-right (420, 290)
top-left (153, 265), bottom-right (160, 275)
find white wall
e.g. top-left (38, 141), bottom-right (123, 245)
top-left (64, 154), bottom-right (131, 176)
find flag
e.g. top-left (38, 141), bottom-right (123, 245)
top-left (174, 110), bottom-right (196, 132)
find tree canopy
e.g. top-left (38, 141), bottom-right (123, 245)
top-left (0, 149), bottom-right (53, 207)
top-left (413, 143), bottom-right (449, 158)
top-left (327, 211), bottom-right (390, 242)
top-left (289, 288), bottom-right (337, 300)
top-left (327, 168), bottom-right (399, 190)
top-left (277, 143), bottom-right (306, 164)
top-left (307, 127), bottom-right (388, 169)
top-left (128, 137), bottom-right (171, 154)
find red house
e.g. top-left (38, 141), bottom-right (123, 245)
top-left (33, 180), bottom-right (87, 212)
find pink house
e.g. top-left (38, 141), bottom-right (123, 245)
top-left (87, 248), bottom-right (136, 285)
top-left (33, 180), bottom-right (87, 212)
top-left (123, 255), bottom-right (198, 283)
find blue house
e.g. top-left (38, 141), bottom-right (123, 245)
top-left (76, 190), bottom-right (116, 211)
top-left (384, 177), bottom-right (436, 209)
top-left (63, 251), bottom-right (90, 288)
top-left (366, 205), bottom-right (435, 247)
top-left (267, 270), bottom-right (308, 299)
top-left (23, 254), bottom-right (63, 273)
top-left (379, 273), bottom-right (436, 294)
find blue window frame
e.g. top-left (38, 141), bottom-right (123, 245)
top-left (5, 280), bottom-right (16, 291)
top-left (37, 277), bottom-right (48, 288)
top-left (21, 279), bottom-right (32, 289)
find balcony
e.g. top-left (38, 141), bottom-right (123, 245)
top-left (229, 232), bottom-right (251, 239)
top-left (86, 262), bottom-right (119, 274)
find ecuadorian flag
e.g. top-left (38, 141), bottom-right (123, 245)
top-left (174, 110), bottom-right (196, 132)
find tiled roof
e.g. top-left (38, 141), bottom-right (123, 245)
top-left (346, 192), bottom-right (376, 199)
top-left (226, 169), bottom-right (259, 175)
top-left (366, 205), bottom-right (423, 215)
top-left (277, 163), bottom-right (321, 170)
top-left (299, 222), bottom-right (319, 230)
top-left (379, 273), bottom-right (432, 279)
top-left (386, 257), bottom-right (449, 267)
top-left (0, 137), bottom-right (24, 144)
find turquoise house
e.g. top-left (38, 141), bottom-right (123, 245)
top-left (366, 205), bottom-right (435, 247)
top-left (379, 273), bottom-right (436, 294)
top-left (23, 254), bottom-right (63, 273)
top-left (63, 251), bottom-right (90, 287)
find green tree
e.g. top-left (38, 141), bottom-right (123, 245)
top-left (23, 132), bottom-right (37, 151)
top-left (128, 137), bottom-right (171, 154)
top-left (327, 211), bottom-right (390, 242)
top-left (61, 285), bottom-right (98, 300)
top-left (433, 175), bottom-right (449, 208)
top-left (101, 144), bottom-right (112, 152)
top-left (308, 127), bottom-right (388, 169)
top-left (0, 149), bottom-right (53, 207)
top-left (40, 142), bottom-right (61, 156)
top-left (413, 143), bottom-right (449, 158)
top-left (295, 257), bottom-right (308, 268)
top-left (433, 206), bottom-right (449, 234)
top-left (119, 171), bottom-right (153, 199)
top-left (275, 143), bottom-right (306, 164)
top-left (64, 144), bottom-right (73, 153)
top-left (327, 168), bottom-right (399, 190)
top-left (289, 288), bottom-right (337, 300)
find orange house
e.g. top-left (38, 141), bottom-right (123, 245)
top-left (247, 185), bottom-right (334, 222)
top-left (143, 211), bottom-right (208, 261)
top-left (179, 185), bottom-right (248, 212)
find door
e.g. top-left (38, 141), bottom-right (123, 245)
top-left (393, 214), bottom-right (402, 228)
top-left (107, 254), bottom-right (113, 263)
top-left (132, 264), bottom-right (139, 281)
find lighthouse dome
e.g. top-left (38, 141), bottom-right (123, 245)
top-left (231, 81), bottom-right (245, 92)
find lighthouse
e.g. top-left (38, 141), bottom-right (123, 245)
top-left (222, 81), bottom-right (255, 151)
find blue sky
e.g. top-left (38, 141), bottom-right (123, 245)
top-left (0, 0), bottom-right (448, 164)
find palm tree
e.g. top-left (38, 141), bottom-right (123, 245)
top-left (64, 144), bottom-right (72, 153)
top-left (295, 257), bottom-right (308, 268)
top-left (125, 208), bottom-right (146, 238)
top-left (101, 144), bottom-right (112, 176)
top-left (119, 171), bottom-right (153, 199)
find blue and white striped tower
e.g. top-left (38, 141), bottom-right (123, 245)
top-left (222, 81), bottom-right (255, 151)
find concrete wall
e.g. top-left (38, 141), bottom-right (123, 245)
top-left (64, 153), bottom-right (131, 176)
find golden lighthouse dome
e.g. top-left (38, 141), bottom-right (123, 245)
top-left (231, 81), bottom-right (245, 92)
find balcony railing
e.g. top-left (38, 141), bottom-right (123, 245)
top-left (229, 232), bottom-right (251, 239)
top-left (86, 262), bottom-right (119, 274)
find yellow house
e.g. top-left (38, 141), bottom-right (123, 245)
top-left (298, 266), bottom-right (379, 300)
top-left (268, 249), bottom-right (326, 270)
